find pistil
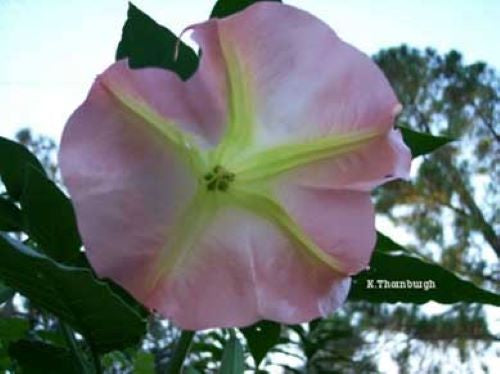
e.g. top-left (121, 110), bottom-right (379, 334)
top-left (203, 165), bottom-right (235, 192)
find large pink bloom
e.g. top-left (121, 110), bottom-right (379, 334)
top-left (59, 3), bottom-right (411, 330)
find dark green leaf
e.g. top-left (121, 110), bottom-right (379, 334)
top-left (0, 197), bottom-right (23, 232)
top-left (374, 231), bottom-right (408, 253)
top-left (240, 321), bottom-right (280, 367)
top-left (349, 238), bottom-right (500, 305)
top-left (116, 3), bottom-right (199, 80)
top-left (399, 126), bottom-right (454, 158)
top-left (308, 318), bottom-right (321, 333)
top-left (164, 330), bottom-right (195, 374)
top-left (106, 280), bottom-right (150, 319)
top-left (9, 340), bottom-right (79, 374)
top-left (0, 318), bottom-right (29, 344)
top-left (0, 137), bottom-right (45, 200)
top-left (20, 166), bottom-right (82, 265)
top-left (211, 0), bottom-right (281, 18)
top-left (219, 334), bottom-right (245, 374)
top-left (0, 345), bottom-right (12, 371)
top-left (0, 281), bottom-right (15, 304)
top-left (185, 367), bottom-right (202, 374)
top-left (0, 234), bottom-right (147, 353)
top-left (35, 330), bottom-right (66, 348)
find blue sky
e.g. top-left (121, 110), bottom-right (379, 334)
top-left (0, 0), bottom-right (499, 140)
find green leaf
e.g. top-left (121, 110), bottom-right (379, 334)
top-left (349, 237), bottom-right (500, 305)
top-left (240, 321), bottom-right (280, 367)
top-left (0, 345), bottom-right (12, 371)
top-left (165, 330), bottom-right (195, 374)
top-left (9, 340), bottom-right (79, 374)
top-left (0, 318), bottom-right (29, 344)
top-left (211, 0), bottom-right (281, 18)
top-left (0, 197), bottom-right (23, 232)
top-left (0, 234), bottom-right (147, 353)
top-left (20, 167), bottom-right (82, 265)
top-left (374, 231), bottom-right (408, 253)
top-left (133, 352), bottom-right (155, 374)
top-left (184, 367), bottom-right (203, 374)
top-left (219, 334), bottom-right (245, 374)
top-left (34, 331), bottom-right (66, 348)
top-left (399, 126), bottom-right (454, 158)
top-left (0, 281), bottom-right (15, 304)
top-left (106, 281), bottom-right (150, 319)
top-left (0, 137), bottom-right (46, 200)
top-left (116, 3), bottom-right (199, 80)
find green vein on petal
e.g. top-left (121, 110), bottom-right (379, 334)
top-left (210, 38), bottom-right (255, 164)
top-left (229, 130), bottom-right (380, 182)
top-left (229, 187), bottom-right (345, 274)
top-left (146, 188), bottom-right (216, 292)
top-left (102, 81), bottom-right (206, 174)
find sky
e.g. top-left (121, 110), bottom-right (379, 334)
top-left (0, 0), bottom-right (499, 141)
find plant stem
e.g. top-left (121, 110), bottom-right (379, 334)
top-left (165, 330), bottom-right (195, 374)
top-left (88, 341), bottom-right (103, 374)
top-left (60, 321), bottom-right (89, 374)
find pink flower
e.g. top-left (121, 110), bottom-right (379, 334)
top-left (59, 3), bottom-right (411, 330)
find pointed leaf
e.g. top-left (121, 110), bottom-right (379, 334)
top-left (116, 3), bottom-right (198, 80)
top-left (211, 0), bottom-right (281, 18)
top-left (20, 167), bottom-right (82, 265)
top-left (0, 197), bottom-right (23, 232)
top-left (375, 231), bottom-right (409, 253)
top-left (219, 335), bottom-right (245, 374)
top-left (349, 237), bottom-right (500, 305)
top-left (0, 234), bottom-right (147, 353)
top-left (240, 321), bottom-right (280, 367)
top-left (399, 126), bottom-right (454, 158)
top-left (0, 137), bottom-right (45, 200)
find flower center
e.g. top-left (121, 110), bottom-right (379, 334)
top-left (203, 165), bottom-right (235, 192)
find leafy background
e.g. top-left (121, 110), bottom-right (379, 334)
top-left (0, 0), bottom-right (499, 373)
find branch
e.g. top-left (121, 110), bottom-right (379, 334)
top-left (445, 163), bottom-right (500, 257)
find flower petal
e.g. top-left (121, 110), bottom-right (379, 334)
top-left (59, 70), bottom-right (201, 298)
top-left (191, 3), bottom-right (397, 145)
top-left (275, 184), bottom-right (377, 275)
top-left (189, 2), bottom-right (410, 187)
top-left (285, 128), bottom-right (412, 191)
top-left (60, 2), bottom-right (410, 331)
top-left (145, 205), bottom-right (351, 330)
top-left (96, 59), bottom-right (225, 149)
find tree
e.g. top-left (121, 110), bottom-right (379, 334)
top-left (283, 46), bottom-right (499, 373)
top-left (375, 46), bottom-right (499, 273)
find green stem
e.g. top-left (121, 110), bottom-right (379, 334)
top-left (60, 322), bottom-right (89, 374)
top-left (165, 330), bottom-right (195, 374)
top-left (88, 341), bottom-right (103, 374)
